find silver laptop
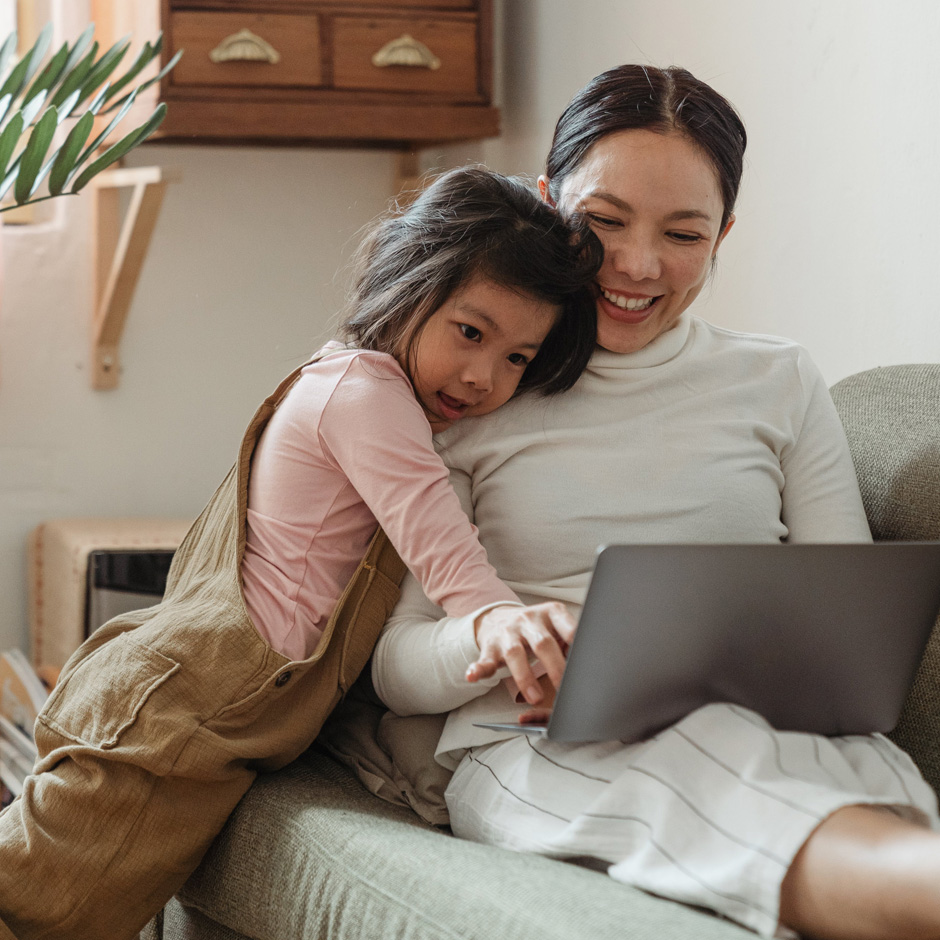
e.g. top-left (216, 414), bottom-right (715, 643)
top-left (476, 543), bottom-right (940, 744)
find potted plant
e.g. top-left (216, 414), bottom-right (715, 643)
top-left (0, 21), bottom-right (180, 214)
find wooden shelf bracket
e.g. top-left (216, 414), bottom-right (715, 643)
top-left (91, 165), bottom-right (181, 390)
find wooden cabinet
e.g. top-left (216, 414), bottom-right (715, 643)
top-left (157, 0), bottom-right (499, 145)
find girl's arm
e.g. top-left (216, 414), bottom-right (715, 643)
top-left (371, 462), bottom-right (574, 716)
top-left (320, 354), bottom-right (520, 617)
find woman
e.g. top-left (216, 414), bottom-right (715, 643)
top-left (371, 65), bottom-right (940, 940)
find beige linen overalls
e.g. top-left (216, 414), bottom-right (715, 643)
top-left (0, 355), bottom-right (406, 940)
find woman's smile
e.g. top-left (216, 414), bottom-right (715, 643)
top-left (599, 287), bottom-right (661, 322)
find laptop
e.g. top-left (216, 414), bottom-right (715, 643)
top-left (475, 542), bottom-right (940, 744)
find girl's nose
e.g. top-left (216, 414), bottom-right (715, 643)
top-left (609, 233), bottom-right (662, 282)
top-left (462, 357), bottom-right (494, 392)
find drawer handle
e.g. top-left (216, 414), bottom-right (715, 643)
top-left (209, 29), bottom-right (282, 65)
top-left (371, 34), bottom-right (441, 71)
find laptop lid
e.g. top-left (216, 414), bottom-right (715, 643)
top-left (536, 542), bottom-right (940, 744)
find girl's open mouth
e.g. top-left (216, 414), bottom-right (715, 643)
top-left (437, 392), bottom-right (470, 421)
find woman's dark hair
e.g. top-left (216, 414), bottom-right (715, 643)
top-left (546, 65), bottom-right (747, 230)
top-left (342, 166), bottom-right (602, 395)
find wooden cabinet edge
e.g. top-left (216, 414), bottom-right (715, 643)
top-left (153, 100), bottom-right (500, 145)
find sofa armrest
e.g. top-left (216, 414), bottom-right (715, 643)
top-left (831, 364), bottom-right (940, 795)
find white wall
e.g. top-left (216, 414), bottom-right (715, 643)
top-left (0, 127), bottom-right (395, 650)
top-left (3, 0), bottom-right (940, 651)
top-left (480, 0), bottom-right (940, 384)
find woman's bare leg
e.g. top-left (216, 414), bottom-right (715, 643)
top-left (780, 805), bottom-right (940, 940)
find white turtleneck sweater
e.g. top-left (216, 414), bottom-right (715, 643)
top-left (371, 314), bottom-right (872, 766)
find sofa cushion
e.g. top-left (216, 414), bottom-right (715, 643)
top-left (173, 750), bottom-right (754, 940)
top-left (830, 363), bottom-right (940, 796)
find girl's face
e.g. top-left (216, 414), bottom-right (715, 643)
top-left (546, 128), bottom-right (733, 355)
top-left (401, 275), bottom-right (560, 433)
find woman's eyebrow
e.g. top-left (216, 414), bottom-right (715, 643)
top-left (586, 191), bottom-right (714, 224)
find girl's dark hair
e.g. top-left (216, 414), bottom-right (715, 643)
top-left (546, 65), bottom-right (747, 230)
top-left (342, 166), bottom-right (602, 395)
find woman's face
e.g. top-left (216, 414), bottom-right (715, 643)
top-left (546, 128), bottom-right (733, 355)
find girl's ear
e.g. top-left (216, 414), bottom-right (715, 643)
top-left (537, 175), bottom-right (555, 206)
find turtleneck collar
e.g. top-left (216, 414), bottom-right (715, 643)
top-left (588, 312), bottom-right (693, 374)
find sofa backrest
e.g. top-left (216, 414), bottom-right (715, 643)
top-left (831, 363), bottom-right (940, 795)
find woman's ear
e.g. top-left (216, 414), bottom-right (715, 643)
top-left (712, 214), bottom-right (735, 257)
top-left (537, 175), bottom-right (555, 206)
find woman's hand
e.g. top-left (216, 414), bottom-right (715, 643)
top-left (467, 602), bottom-right (576, 706)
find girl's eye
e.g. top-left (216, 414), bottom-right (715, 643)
top-left (668, 231), bottom-right (705, 243)
top-left (507, 353), bottom-right (529, 367)
top-left (459, 324), bottom-right (482, 342)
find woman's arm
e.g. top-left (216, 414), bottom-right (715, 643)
top-left (781, 351), bottom-right (872, 543)
top-left (371, 573), bottom-right (497, 716)
top-left (372, 464), bottom-right (576, 715)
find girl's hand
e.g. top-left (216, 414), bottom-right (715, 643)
top-left (467, 602), bottom-right (576, 706)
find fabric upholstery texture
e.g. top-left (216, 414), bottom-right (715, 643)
top-left (152, 363), bottom-right (940, 940)
top-left (831, 364), bottom-right (940, 796)
top-left (172, 750), bottom-right (753, 940)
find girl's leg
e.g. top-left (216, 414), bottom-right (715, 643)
top-left (780, 804), bottom-right (940, 940)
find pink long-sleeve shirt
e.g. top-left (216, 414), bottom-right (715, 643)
top-left (240, 343), bottom-right (518, 661)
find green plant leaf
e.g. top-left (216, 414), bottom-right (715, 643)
top-left (74, 36), bottom-right (130, 107)
top-left (0, 166), bottom-right (17, 202)
top-left (0, 110), bottom-right (24, 180)
top-left (84, 81), bottom-right (112, 117)
top-left (0, 32), bottom-right (17, 83)
top-left (0, 93), bottom-right (12, 128)
top-left (75, 87), bottom-right (138, 166)
top-left (48, 42), bottom-right (97, 109)
top-left (71, 102), bottom-right (167, 194)
top-left (0, 46), bottom-right (36, 102)
top-left (22, 40), bottom-right (69, 107)
top-left (59, 24), bottom-right (95, 80)
top-left (49, 110), bottom-right (94, 195)
top-left (103, 37), bottom-right (160, 102)
top-left (102, 49), bottom-right (183, 114)
top-left (20, 89), bottom-right (47, 127)
top-left (14, 106), bottom-right (57, 203)
top-left (19, 23), bottom-right (53, 89)
top-left (0, 24), bottom-right (55, 103)
top-left (54, 88), bottom-right (81, 123)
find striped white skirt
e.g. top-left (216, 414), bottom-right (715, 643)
top-left (444, 703), bottom-right (939, 938)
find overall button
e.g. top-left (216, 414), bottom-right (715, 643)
top-left (275, 671), bottom-right (292, 688)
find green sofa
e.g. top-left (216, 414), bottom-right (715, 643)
top-left (144, 363), bottom-right (940, 940)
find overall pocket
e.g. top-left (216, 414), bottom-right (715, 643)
top-left (40, 634), bottom-right (181, 750)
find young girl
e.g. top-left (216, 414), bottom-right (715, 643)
top-left (242, 166), bottom-right (601, 663)
top-left (0, 167), bottom-right (601, 940)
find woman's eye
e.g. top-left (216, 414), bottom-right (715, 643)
top-left (588, 213), bottom-right (621, 228)
top-left (459, 324), bottom-right (482, 341)
top-left (507, 353), bottom-right (529, 367)
top-left (668, 231), bottom-right (705, 243)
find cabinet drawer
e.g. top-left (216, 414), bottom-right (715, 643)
top-left (332, 16), bottom-right (478, 96)
top-left (169, 12), bottom-right (322, 88)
